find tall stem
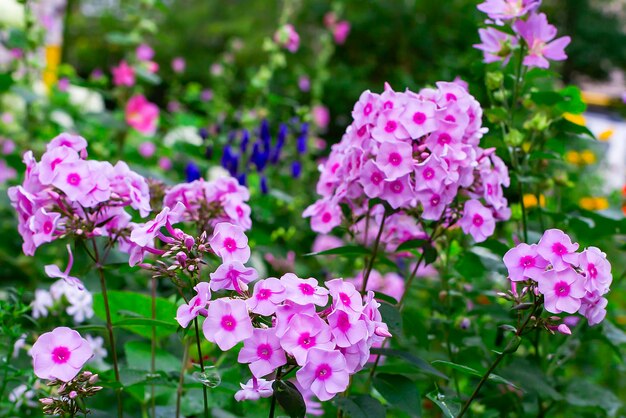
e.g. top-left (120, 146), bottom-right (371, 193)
top-left (150, 276), bottom-right (157, 418)
top-left (360, 211), bottom-right (389, 293)
top-left (175, 339), bottom-right (190, 418)
top-left (268, 366), bottom-right (283, 418)
top-left (92, 240), bottom-right (123, 418)
top-left (193, 318), bottom-right (210, 418)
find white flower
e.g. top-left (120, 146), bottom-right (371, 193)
top-left (0, 0), bottom-right (25, 29)
top-left (50, 279), bottom-right (94, 323)
top-left (12, 333), bottom-right (26, 358)
top-left (32, 289), bottom-right (53, 319)
top-left (163, 126), bottom-right (203, 147)
top-left (50, 110), bottom-right (74, 129)
top-left (68, 85), bottom-right (105, 113)
top-left (8, 384), bottom-right (36, 408)
top-left (208, 166), bottom-right (229, 181)
top-left (85, 335), bottom-right (108, 368)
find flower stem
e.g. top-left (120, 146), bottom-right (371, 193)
top-left (193, 317), bottom-right (209, 418)
top-left (268, 366), bottom-right (283, 418)
top-left (360, 210), bottom-right (389, 293)
top-left (175, 339), bottom-right (190, 418)
top-left (151, 276), bottom-right (157, 418)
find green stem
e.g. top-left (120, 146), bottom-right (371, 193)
top-left (360, 210), bottom-right (389, 293)
top-left (151, 276), bottom-right (157, 418)
top-left (193, 317), bottom-right (209, 418)
top-left (268, 366), bottom-right (283, 418)
top-left (175, 339), bottom-right (190, 418)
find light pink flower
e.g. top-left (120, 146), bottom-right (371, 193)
top-left (246, 278), bottom-right (286, 315)
top-left (459, 199), bottom-right (495, 243)
top-left (112, 60), bottom-right (135, 87)
top-left (234, 377), bottom-right (273, 402)
top-left (172, 57), bottom-right (186, 73)
top-left (474, 28), bottom-right (518, 64)
top-left (138, 141), bottom-right (156, 158)
top-left (130, 202), bottom-right (185, 248)
top-left (31, 327), bottom-right (93, 382)
top-left (312, 105), bottom-right (330, 130)
top-left (209, 261), bottom-right (258, 292)
top-left (280, 314), bottom-right (335, 365)
top-left (375, 141), bottom-right (413, 180)
top-left (296, 348), bottom-right (349, 401)
top-left (29, 208), bottom-right (60, 248)
top-left (274, 302), bottom-right (317, 338)
top-left (503, 243), bottom-right (549, 282)
top-left (536, 229), bottom-right (578, 271)
top-left (209, 222), bottom-right (250, 263)
top-left (136, 44), bottom-right (154, 61)
top-left (302, 199), bottom-right (342, 234)
top-left (328, 308), bottom-right (368, 348)
top-left (125, 95), bottom-right (159, 136)
top-left (579, 293), bottom-right (608, 326)
top-left (477, 0), bottom-right (541, 21)
top-left (325, 278), bottom-right (363, 313)
top-left (203, 298), bottom-right (253, 351)
top-left (176, 282), bottom-right (211, 328)
top-left (238, 328), bottom-right (286, 377)
top-left (281, 274), bottom-right (329, 306)
top-left (573, 247), bottom-right (612, 294)
top-left (513, 13), bottom-right (571, 69)
top-left (538, 268), bottom-right (586, 314)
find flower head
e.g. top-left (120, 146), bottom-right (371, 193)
top-left (296, 348), bottom-right (349, 401)
top-left (176, 282), bottom-right (211, 328)
top-left (203, 298), bottom-right (253, 351)
top-left (238, 328), bottom-right (287, 377)
top-left (31, 327), bottom-right (94, 382)
top-left (112, 60), bottom-right (135, 87)
top-left (209, 222), bottom-right (251, 263)
top-left (126, 95), bottom-right (159, 135)
top-left (513, 13), bottom-right (570, 69)
top-left (538, 268), bottom-right (586, 314)
top-left (459, 199), bottom-right (495, 243)
top-left (234, 377), bottom-right (273, 402)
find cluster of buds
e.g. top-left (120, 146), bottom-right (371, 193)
top-left (40, 371), bottom-right (102, 416)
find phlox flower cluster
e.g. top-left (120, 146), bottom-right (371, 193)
top-left (172, 223), bottom-right (391, 406)
top-left (503, 229), bottom-right (612, 328)
top-left (32, 278), bottom-right (94, 324)
top-left (8, 133), bottom-right (151, 258)
top-left (304, 82), bottom-right (510, 243)
top-left (474, 1), bottom-right (570, 69)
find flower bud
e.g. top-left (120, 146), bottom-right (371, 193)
top-left (374, 326), bottom-right (392, 338)
top-left (557, 324), bottom-right (571, 335)
top-left (504, 129), bottom-right (524, 147)
top-left (69, 391), bottom-right (78, 399)
top-left (176, 251), bottom-right (188, 266)
top-left (460, 317), bottom-right (471, 330)
top-left (184, 235), bottom-right (195, 251)
top-left (485, 71), bottom-right (504, 91)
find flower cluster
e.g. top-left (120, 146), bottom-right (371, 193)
top-left (475, 0), bottom-right (570, 69)
top-left (304, 82), bottom-right (510, 243)
top-left (273, 24), bottom-right (300, 53)
top-left (172, 222), bottom-right (391, 405)
top-left (32, 277), bottom-right (94, 324)
top-left (8, 133), bottom-right (151, 257)
top-left (503, 229), bottom-right (612, 328)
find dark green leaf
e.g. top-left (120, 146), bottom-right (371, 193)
top-left (305, 245), bottom-right (370, 257)
top-left (378, 301), bottom-right (402, 338)
top-left (431, 360), bottom-right (518, 389)
top-left (426, 390), bottom-right (459, 418)
top-left (336, 395), bottom-right (386, 418)
top-left (370, 348), bottom-right (447, 380)
top-left (396, 239), bottom-right (427, 252)
top-left (272, 380), bottom-right (306, 418)
top-left (374, 374), bottom-right (421, 417)
top-left (565, 380), bottom-right (621, 416)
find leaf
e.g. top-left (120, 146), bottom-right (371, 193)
top-left (565, 380), bottom-right (622, 416)
top-left (304, 245), bottom-right (370, 257)
top-left (431, 360), bottom-right (518, 389)
top-left (500, 359), bottom-right (561, 401)
top-left (370, 348), bottom-right (447, 380)
top-left (423, 245), bottom-right (438, 266)
top-left (124, 341), bottom-right (181, 374)
top-left (395, 239), bottom-right (427, 252)
top-left (378, 301), bottom-right (402, 337)
top-left (272, 380), bottom-right (306, 418)
top-left (373, 374), bottom-right (421, 417)
top-left (426, 390), bottom-right (459, 418)
top-left (336, 395), bottom-right (386, 418)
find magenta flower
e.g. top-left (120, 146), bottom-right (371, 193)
top-left (208, 222), bottom-right (251, 263)
top-left (51, 160), bottom-right (96, 203)
top-left (234, 377), bottom-right (273, 402)
top-left (302, 198), bottom-right (342, 234)
top-left (281, 274), bottom-right (329, 306)
top-left (203, 298), bottom-right (253, 351)
top-left (359, 160), bottom-right (386, 198)
top-left (176, 282), bottom-right (211, 328)
top-left (130, 202), bottom-right (185, 248)
top-left (538, 268), bottom-right (586, 314)
top-left (171, 57), bottom-right (186, 73)
top-left (513, 13), bottom-right (571, 69)
top-left (381, 175), bottom-right (414, 209)
top-left (400, 99), bottom-right (437, 139)
top-left (573, 247), bottom-right (612, 294)
top-left (112, 60), bottom-right (135, 87)
top-left (138, 141), bottom-right (156, 158)
top-left (280, 314), bottom-right (335, 365)
top-left (474, 27), bottom-right (518, 64)
top-left (238, 328), bottom-right (287, 377)
top-left (44, 245), bottom-right (83, 290)
top-left (31, 327), bottom-right (94, 382)
top-left (375, 141), bottom-right (413, 180)
top-left (298, 75), bottom-right (311, 92)
top-left (274, 302), bottom-right (317, 338)
top-left (296, 348), bottom-right (349, 401)
top-left (29, 208), bottom-right (60, 248)
top-left (477, 0), bottom-right (541, 21)
top-left (125, 95), bottom-right (159, 135)
top-left (459, 199), bottom-right (495, 243)
top-left (246, 278), bottom-right (286, 315)
top-left (333, 21), bottom-right (351, 45)
top-left (136, 43), bottom-right (154, 61)
top-left (536, 229), bottom-right (579, 271)
top-left (325, 279), bottom-right (363, 314)
top-left (209, 261), bottom-right (258, 292)
top-left (579, 293), bottom-right (608, 326)
top-left (274, 24), bottom-right (300, 53)
top-left (328, 309), bottom-right (368, 348)
top-left (503, 243), bottom-right (549, 282)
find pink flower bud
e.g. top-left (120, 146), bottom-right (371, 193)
top-left (69, 391), bottom-right (78, 399)
top-left (557, 324), bottom-right (571, 335)
top-left (374, 326), bottom-right (392, 338)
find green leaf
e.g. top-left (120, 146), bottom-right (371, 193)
top-left (426, 390), bottom-right (459, 418)
top-left (500, 359), bottom-right (561, 401)
top-left (378, 301), bottom-right (402, 337)
top-left (336, 395), bottom-right (386, 418)
top-left (565, 380), bottom-right (622, 416)
top-left (373, 374), bottom-right (421, 417)
top-left (395, 239), bottom-right (427, 252)
top-left (370, 348), bottom-right (447, 380)
top-left (124, 341), bottom-right (181, 374)
top-left (0, 73), bottom-right (14, 93)
top-left (431, 360), bottom-right (518, 389)
top-left (272, 380), bottom-right (306, 418)
top-left (423, 245), bottom-right (438, 266)
top-left (305, 245), bottom-right (370, 257)
top-left (93, 291), bottom-right (178, 339)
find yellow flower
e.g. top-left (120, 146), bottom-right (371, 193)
top-left (563, 113), bottom-right (586, 126)
top-left (579, 150), bottom-right (596, 165)
top-left (594, 197), bottom-right (609, 210)
top-left (523, 194), bottom-right (545, 208)
top-left (579, 196), bottom-right (609, 211)
top-left (43, 45), bottom-right (62, 91)
top-left (565, 150), bottom-right (580, 165)
top-left (598, 129), bottom-right (614, 141)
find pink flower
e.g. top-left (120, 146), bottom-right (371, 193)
top-left (333, 21), bottom-right (351, 45)
top-left (381, 175), bottom-right (414, 209)
top-left (126, 95), bottom-right (159, 135)
top-left (112, 60), bottom-right (135, 87)
top-left (29, 208), bottom-right (60, 248)
top-left (234, 377), bottom-right (273, 401)
top-left (172, 57), bottom-right (186, 73)
top-left (513, 13), bottom-right (571, 69)
top-left (572, 247), bottom-right (612, 294)
top-left (359, 160), bottom-right (386, 199)
top-left (39, 144), bottom-right (80, 184)
top-left (280, 314), bottom-right (335, 365)
top-left (208, 222), bottom-right (250, 263)
top-left (31, 327), bottom-right (94, 382)
top-left (328, 309), bottom-right (368, 348)
top-left (536, 229), bottom-right (579, 271)
top-left (274, 24), bottom-right (300, 53)
top-left (474, 28), bottom-right (518, 64)
top-left (298, 75), bottom-right (311, 92)
top-left (274, 302), bottom-right (317, 338)
top-left (400, 99), bottom-right (437, 138)
top-left (503, 243), bottom-right (549, 282)
top-left (579, 293), bottom-right (608, 326)
top-left (47, 133), bottom-right (88, 156)
top-left (51, 160), bottom-right (96, 203)
top-left (130, 202), bottom-right (185, 248)
top-left (138, 141), bottom-right (156, 158)
top-left (459, 199), bottom-right (495, 243)
top-left (136, 44), bottom-right (154, 61)
top-left (209, 261), bottom-right (258, 292)
top-left (238, 328), bottom-right (287, 377)
top-left (296, 348), bottom-right (349, 401)
top-left (477, 0), bottom-right (541, 21)
top-left (302, 199), bottom-right (342, 234)
top-left (176, 282), bottom-right (211, 328)
top-left (312, 105), bottom-right (330, 130)
top-left (375, 141), bottom-right (413, 180)
top-left (246, 278), bottom-right (286, 315)
top-left (538, 268), bottom-right (586, 314)
top-left (202, 298), bottom-right (253, 351)
top-left (44, 245), bottom-right (84, 290)
top-left (325, 278), bottom-right (363, 313)
top-left (311, 235), bottom-right (343, 254)
top-left (281, 274), bottom-right (329, 306)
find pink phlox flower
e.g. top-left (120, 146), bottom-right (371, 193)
top-left (565, 246), bottom-right (612, 295)
top-left (234, 377), bottom-right (274, 402)
top-left (208, 222), bottom-right (251, 263)
top-left (246, 277), bottom-right (286, 316)
top-left (112, 60), bottom-right (135, 87)
top-left (503, 243), bottom-right (549, 282)
top-left (538, 268), bottom-right (586, 314)
top-left (125, 95), bottom-right (159, 136)
top-left (328, 308), bottom-right (369, 348)
top-left (474, 27), bottom-right (519, 65)
top-left (477, 0), bottom-right (541, 21)
top-left (280, 313), bottom-right (335, 365)
top-left (130, 202), bottom-right (185, 248)
top-left (44, 245), bottom-right (84, 290)
top-left (176, 282), bottom-right (211, 328)
top-left (513, 13), bottom-right (571, 69)
top-left (325, 278), bottom-right (363, 314)
top-left (31, 327), bottom-right (94, 382)
top-left (281, 274), bottom-right (329, 307)
top-left (296, 348), bottom-right (349, 401)
top-left (202, 298), bottom-right (253, 351)
top-left (459, 199), bottom-right (495, 243)
top-left (274, 302), bottom-right (317, 338)
top-left (536, 229), bottom-right (579, 271)
top-left (210, 261), bottom-right (258, 293)
top-left (238, 328), bottom-right (287, 377)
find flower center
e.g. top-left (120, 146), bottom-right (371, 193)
top-left (51, 346), bottom-right (71, 364)
top-left (67, 173), bottom-right (81, 186)
top-left (383, 100), bottom-right (393, 110)
top-left (220, 315), bottom-right (237, 331)
top-left (43, 221), bottom-right (53, 234)
top-left (520, 255), bottom-right (535, 268)
top-left (445, 93), bottom-right (457, 101)
top-left (357, 125), bottom-right (367, 136)
top-left (551, 242), bottom-right (567, 256)
top-left (588, 263), bottom-right (597, 279)
top-left (437, 133), bottom-right (451, 145)
top-left (257, 288), bottom-right (271, 300)
top-left (337, 312), bottom-right (351, 332)
top-left (388, 152), bottom-right (402, 166)
top-left (363, 103), bottom-right (373, 116)
top-left (423, 167), bottom-right (434, 180)
top-left (371, 172), bottom-right (383, 185)
top-left (384, 120), bottom-right (397, 133)
top-left (472, 214), bottom-right (484, 227)
top-left (299, 283), bottom-right (315, 295)
top-left (413, 112), bottom-right (426, 125)
top-left (391, 180), bottom-right (403, 193)
top-left (321, 212), bottom-right (332, 223)
top-left (430, 195), bottom-right (440, 206)
top-left (223, 237), bottom-right (237, 253)
top-left (256, 344), bottom-right (273, 360)
top-left (339, 292), bottom-right (351, 307)
top-left (554, 281), bottom-right (570, 297)
top-left (444, 115), bottom-right (456, 123)
top-left (298, 332), bottom-right (316, 349)
top-left (236, 206), bottom-right (244, 217)
top-left (50, 158), bottom-right (64, 171)
top-left (315, 364), bottom-right (332, 381)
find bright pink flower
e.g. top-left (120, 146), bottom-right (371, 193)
top-left (44, 245), bottom-right (83, 290)
top-left (571, 247), bottom-right (612, 294)
top-left (400, 99), bottom-right (437, 139)
top-left (579, 293), bottom-right (608, 326)
top-left (333, 21), bottom-right (351, 44)
top-left (223, 198), bottom-right (252, 230)
top-left (209, 222), bottom-right (250, 263)
top-left (513, 13), bottom-right (570, 69)
top-left (281, 274), bottom-right (329, 307)
top-left (234, 377), bottom-right (273, 402)
top-left (371, 109), bottom-right (410, 143)
top-left (474, 28), bottom-right (518, 65)
top-left (130, 202), bottom-right (185, 248)
top-left (209, 261), bottom-right (258, 292)
top-left (459, 199), bottom-right (495, 243)
top-left (171, 57), bottom-right (186, 73)
top-left (538, 268), bottom-right (586, 314)
top-left (296, 348), bottom-right (349, 401)
top-left (39, 145), bottom-right (79, 185)
top-left (136, 44), bottom-right (154, 61)
top-left (31, 327), bottom-right (93, 382)
top-left (176, 282), bottom-right (211, 328)
top-left (126, 95), bottom-right (159, 136)
top-left (280, 314), bottom-right (335, 365)
top-left (503, 243), bottom-right (549, 282)
top-left (246, 278), bottom-right (286, 315)
top-left (47, 133), bottom-right (88, 156)
top-left (238, 328), bottom-right (287, 377)
top-left (112, 60), bottom-right (135, 87)
top-left (536, 229), bottom-right (579, 271)
top-left (325, 279), bottom-right (363, 314)
top-left (381, 175), bottom-right (414, 209)
top-left (51, 160), bottom-right (96, 203)
top-left (375, 141), bottom-right (413, 180)
top-left (477, 0), bottom-right (541, 21)
top-left (302, 199), bottom-right (342, 234)
top-left (359, 160), bottom-right (386, 199)
top-left (352, 90), bottom-right (380, 127)
top-left (202, 298), bottom-right (253, 351)
top-left (29, 208), bottom-right (60, 248)
top-left (274, 24), bottom-right (300, 53)
top-left (274, 302), bottom-right (317, 338)
top-left (328, 309), bottom-right (368, 348)
top-left (312, 105), bottom-right (330, 130)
